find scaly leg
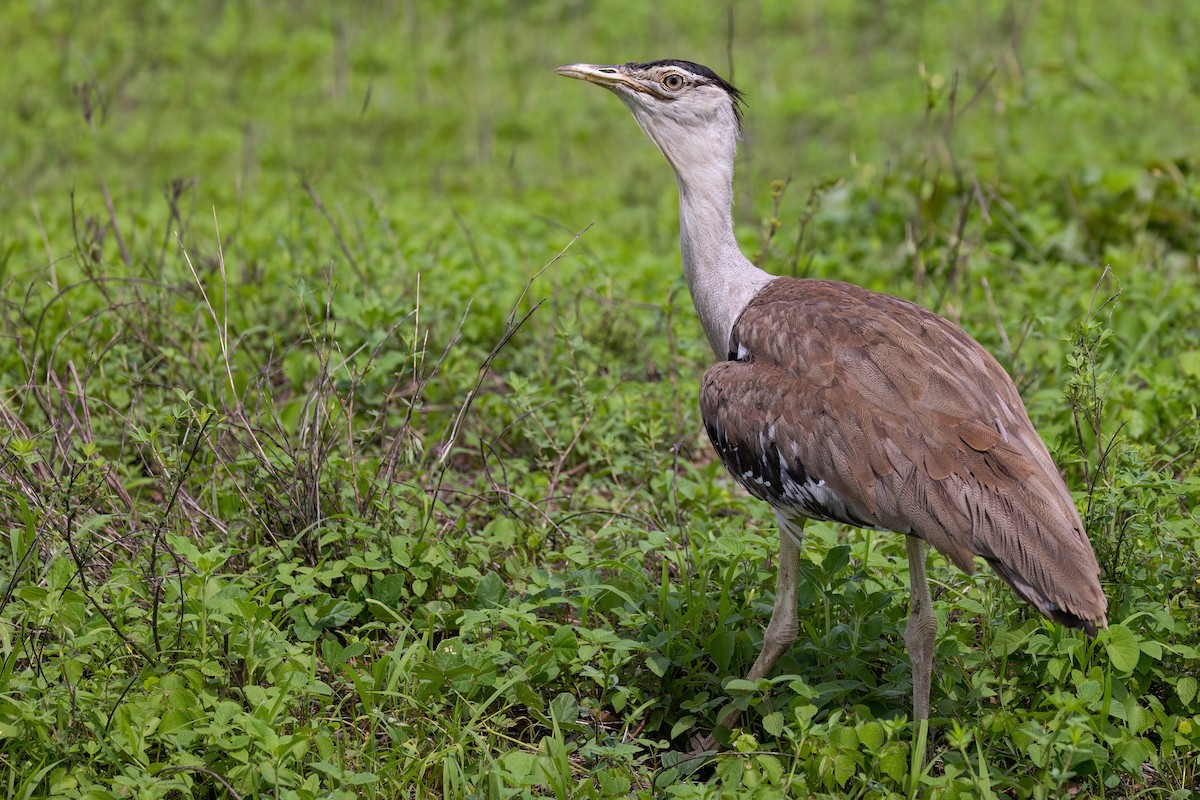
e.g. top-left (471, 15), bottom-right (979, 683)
top-left (742, 516), bottom-right (805, 682)
top-left (904, 536), bottom-right (937, 722)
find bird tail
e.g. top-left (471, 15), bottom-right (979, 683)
top-left (958, 436), bottom-right (1110, 637)
top-left (985, 557), bottom-right (1106, 636)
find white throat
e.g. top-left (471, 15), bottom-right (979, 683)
top-left (624, 96), bottom-right (774, 357)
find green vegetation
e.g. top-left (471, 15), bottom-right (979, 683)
top-left (2, 2), bottom-right (1198, 797)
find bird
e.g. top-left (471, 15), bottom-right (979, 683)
top-left (555, 59), bottom-right (1108, 739)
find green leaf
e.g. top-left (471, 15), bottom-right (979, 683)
top-left (514, 681), bottom-right (542, 711)
top-left (500, 750), bottom-right (540, 778)
top-left (878, 743), bottom-right (908, 781)
top-left (762, 711), bottom-right (785, 737)
top-left (1177, 676), bottom-right (1198, 706)
top-left (1076, 679), bottom-right (1101, 704)
top-left (1105, 624), bottom-right (1141, 674)
top-left (706, 629), bottom-right (735, 672)
top-left (312, 600), bottom-right (362, 630)
top-left (549, 692), bottom-right (578, 724)
top-left (755, 753), bottom-right (785, 783)
top-left (724, 678), bottom-right (761, 693)
top-left (472, 572), bottom-right (506, 608)
top-left (389, 537), bottom-right (413, 568)
top-left (833, 726), bottom-right (859, 751)
top-left (1123, 697), bottom-right (1150, 734)
top-left (822, 544), bottom-right (851, 576)
top-left (670, 715), bottom-right (696, 739)
top-left (596, 769), bottom-right (631, 796)
top-left (321, 639), bottom-right (346, 667)
top-left (550, 625), bottom-right (577, 662)
top-left (858, 720), bottom-right (885, 751)
top-left (1116, 735), bottom-right (1156, 772)
top-left (48, 557), bottom-right (72, 591)
top-left (646, 654), bottom-right (669, 677)
top-left (833, 751), bottom-right (856, 785)
top-left (370, 574), bottom-right (405, 607)
top-left (1179, 350), bottom-right (1200, 379)
top-left (291, 613), bottom-right (321, 642)
top-left (157, 710), bottom-right (196, 736)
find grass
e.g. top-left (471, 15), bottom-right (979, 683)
top-left (1, 1), bottom-right (1199, 797)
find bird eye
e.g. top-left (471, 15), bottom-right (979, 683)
top-left (662, 73), bottom-right (685, 90)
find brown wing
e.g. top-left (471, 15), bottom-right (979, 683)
top-left (701, 278), bottom-right (1107, 633)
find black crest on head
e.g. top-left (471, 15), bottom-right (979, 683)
top-left (630, 59), bottom-right (746, 127)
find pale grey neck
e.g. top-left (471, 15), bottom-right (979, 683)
top-left (675, 159), bottom-right (774, 358)
top-left (623, 95), bottom-right (775, 357)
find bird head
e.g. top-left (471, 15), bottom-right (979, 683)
top-left (556, 60), bottom-right (745, 177)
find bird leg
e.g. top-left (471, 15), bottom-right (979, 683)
top-left (744, 518), bottom-right (805, 682)
top-left (904, 536), bottom-right (936, 723)
top-left (699, 516), bottom-right (805, 750)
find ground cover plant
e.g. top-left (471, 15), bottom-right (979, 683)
top-left (1, 1), bottom-right (1198, 797)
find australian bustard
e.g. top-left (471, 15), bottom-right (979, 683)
top-left (555, 59), bottom-right (1107, 738)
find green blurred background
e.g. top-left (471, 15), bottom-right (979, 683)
top-left (3, 1), bottom-right (1197, 257)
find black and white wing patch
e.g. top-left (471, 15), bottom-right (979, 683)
top-left (700, 359), bottom-right (881, 530)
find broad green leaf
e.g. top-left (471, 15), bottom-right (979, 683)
top-left (550, 692), bottom-right (578, 724)
top-left (389, 537), bottom-right (412, 568)
top-left (706, 629), bottom-right (735, 672)
top-left (1179, 350), bottom-right (1200, 379)
top-left (48, 557), bottom-right (72, 591)
top-left (500, 750), bottom-right (540, 778)
top-left (291, 614), bottom-right (320, 642)
top-left (550, 625), bottom-right (577, 662)
top-left (878, 743), bottom-right (908, 782)
top-left (646, 654), bottom-right (669, 677)
top-left (1105, 624), bottom-right (1141, 674)
top-left (822, 544), bottom-right (851, 576)
top-left (1076, 679), bottom-right (1101, 704)
top-left (312, 599), bottom-right (363, 630)
top-left (157, 710), bottom-right (196, 736)
top-left (833, 751), bottom-right (856, 785)
top-left (755, 753), bottom-right (784, 783)
top-left (321, 639), bottom-right (346, 667)
top-left (472, 572), bottom-right (506, 608)
top-left (1124, 697), bottom-right (1149, 734)
top-left (858, 720), bottom-right (885, 751)
top-left (514, 682), bottom-right (542, 711)
top-left (762, 711), bottom-right (785, 737)
top-left (1176, 675), bottom-right (1198, 706)
top-left (833, 726), bottom-right (859, 750)
top-left (369, 573), bottom-right (405, 607)
top-left (597, 769), bottom-right (631, 796)
top-left (1116, 735), bottom-right (1155, 772)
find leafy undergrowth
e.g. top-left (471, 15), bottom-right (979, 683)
top-left (2, 2), bottom-right (1199, 799)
